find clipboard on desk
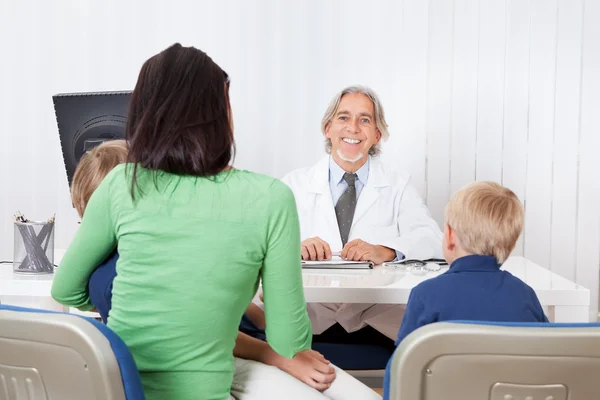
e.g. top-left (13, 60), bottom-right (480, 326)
top-left (301, 257), bottom-right (374, 270)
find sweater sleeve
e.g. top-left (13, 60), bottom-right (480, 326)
top-left (51, 176), bottom-right (117, 310)
top-left (261, 181), bottom-right (312, 358)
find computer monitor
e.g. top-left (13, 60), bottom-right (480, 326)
top-left (53, 91), bottom-right (131, 185)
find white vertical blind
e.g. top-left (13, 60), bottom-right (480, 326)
top-left (1, 0), bottom-right (598, 319)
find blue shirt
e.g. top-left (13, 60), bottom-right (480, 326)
top-left (88, 251), bottom-right (119, 323)
top-left (383, 254), bottom-right (548, 399)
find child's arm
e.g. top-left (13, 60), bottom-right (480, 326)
top-left (245, 302), bottom-right (266, 330)
top-left (51, 178), bottom-right (117, 311)
top-left (394, 288), bottom-right (432, 345)
top-left (530, 289), bottom-right (550, 322)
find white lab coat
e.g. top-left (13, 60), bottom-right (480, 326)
top-left (281, 156), bottom-right (443, 339)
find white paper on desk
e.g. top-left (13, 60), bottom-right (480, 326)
top-left (301, 256), bottom-right (373, 269)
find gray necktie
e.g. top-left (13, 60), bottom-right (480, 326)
top-left (335, 173), bottom-right (357, 246)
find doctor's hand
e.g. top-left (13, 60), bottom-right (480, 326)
top-left (301, 237), bottom-right (332, 261)
top-left (341, 239), bottom-right (396, 265)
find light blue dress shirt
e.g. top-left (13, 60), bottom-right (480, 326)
top-left (328, 157), bottom-right (369, 205)
top-left (328, 157), bottom-right (403, 261)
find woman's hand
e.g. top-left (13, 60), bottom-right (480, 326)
top-left (273, 350), bottom-right (336, 391)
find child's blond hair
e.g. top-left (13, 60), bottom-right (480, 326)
top-left (444, 181), bottom-right (524, 264)
top-left (72, 140), bottom-right (128, 217)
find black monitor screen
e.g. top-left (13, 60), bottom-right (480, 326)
top-left (53, 91), bottom-right (131, 185)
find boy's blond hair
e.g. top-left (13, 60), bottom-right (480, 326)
top-left (72, 140), bottom-right (128, 217)
top-left (444, 181), bottom-right (524, 264)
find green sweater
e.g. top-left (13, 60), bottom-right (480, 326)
top-left (52, 165), bottom-right (312, 400)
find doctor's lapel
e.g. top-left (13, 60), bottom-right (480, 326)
top-left (308, 159), bottom-right (342, 249)
top-left (352, 162), bottom-right (390, 227)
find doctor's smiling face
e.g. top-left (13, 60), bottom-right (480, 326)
top-left (324, 93), bottom-right (382, 172)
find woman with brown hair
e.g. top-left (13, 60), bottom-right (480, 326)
top-left (52, 43), bottom-right (313, 399)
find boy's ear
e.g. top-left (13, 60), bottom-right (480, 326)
top-left (445, 224), bottom-right (456, 251)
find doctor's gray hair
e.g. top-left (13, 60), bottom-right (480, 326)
top-left (321, 86), bottom-right (389, 156)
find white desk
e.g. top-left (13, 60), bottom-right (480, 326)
top-left (0, 262), bottom-right (98, 317)
top-left (302, 256), bottom-right (592, 323)
top-left (0, 256), bottom-right (591, 322)
top-left (0, 265), bottom-right (65, 311)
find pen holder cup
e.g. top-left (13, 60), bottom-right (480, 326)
top-left (13, 221), bottom-right (55, 274)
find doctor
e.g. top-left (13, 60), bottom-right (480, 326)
top-left (281, 86), bottom-right (443, 344)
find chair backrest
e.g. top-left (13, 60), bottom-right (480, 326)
top-left (0, 305), bottom-right (145, 400)
top-left (388, 321), bottom-right (600, 400)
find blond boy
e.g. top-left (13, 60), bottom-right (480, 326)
top-left (393, 181), bottom-right (547, 346)
top-left (383, 181), bottom-right (548, 399)
top-left (72, 140), bottom-right (129, 217)
top-left (70, 140), bottom-right (128, 323)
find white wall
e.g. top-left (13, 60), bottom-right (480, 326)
top-left (1, 0), bottom-right (599, 318)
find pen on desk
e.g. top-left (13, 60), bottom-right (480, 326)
top-left (331, 251), bottom-right (341, 257)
